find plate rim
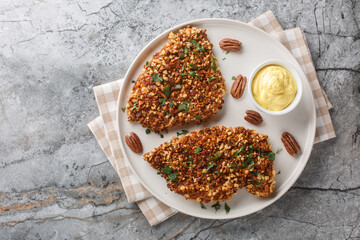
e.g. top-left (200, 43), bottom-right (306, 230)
top-left (116, 18), bottom-right (316, 219)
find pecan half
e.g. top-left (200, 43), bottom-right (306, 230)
top-left (219, 38), bottom-right (242, 52)
top-left (125, 132), bottom-right (143, 153)
top-left (244, 110), bottom-right (263, 125)
top-left (281, 132), bottom-right (301, 157)
top-left (230, 74), bottom-right (247, 99)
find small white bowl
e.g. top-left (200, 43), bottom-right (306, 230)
top-left (247, 59), bottom-right (303, 115)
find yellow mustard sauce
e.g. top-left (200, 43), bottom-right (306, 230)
top-left (252, 65), bottom-right (297, 111)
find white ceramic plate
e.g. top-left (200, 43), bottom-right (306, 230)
top-left (117, 19), bottom-right (316, 219)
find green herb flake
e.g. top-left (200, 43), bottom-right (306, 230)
top-left (177, 130), bottom-right (188, 136)
top-left (178, 101), bottom-right (190, 111)
top-left (169, 101), bottom-right (174, 108)
top-left (276, 149), bottom-right (283, 154)
top-left (164, 110), bottom-right (170, 116)
top-left (189, 63), bottom-right (200, 70)
top-left (160, 134), bottom-right (164, 138)
top-left (226, 51), bottom-right (229, 54)
top-left (222, 58), bottom-right (226, 60)
top-left (208, 76), bottom-right (216, 82)
top-left (189, 39), bottom-right (205, 52)
top-left (121, 107), bottom-right (126, 112)
top-left (201, 203), bottom-right (206, 209)
top-left (213, 171), bottom-right (222, 175)
top-left (211, 57), bottom-right (217, 72)
top-left (131, 102), bottom-right (138, 111)
top-left (179, 54), bottom-right (184, 60)
top-left (183, 46), bottom-right (189, 55)
top-left (145, 61), bottom-right (149, 66)
top-left (164, 86), bottom-right (171, 97)
top-left (206, 162), bottom-right (214, 172)
top-left (268, 152), bottom-right (276, 160)
top-left (168, 171), bottom-right (178, 182)
top-left (175, 84), bottom-right (182, 89)
top-left (159, 97), bottom-right (167, 105)
top-left (232, 76), bottom-right (236, 80)
top-left (151, 73), bottom-right (163, 82)
top-left (277, 170), bottom-right (281, 175)
top-left (195, 115), bottom-right (201, 120)
top-left (224, 203), bottom-right (230, 214)
top-left (145, 129), bottom-right (151, 134)
top-left (162, 165), bottom-right (172, 175)
top-left (195, 147), bottom-right (202, 154)
top-left (211, 201), bottom-right (221, 212)
top-left (214, 151), bottom-right (221, 159)
top-left (132, 80), bottom-right (136, 83)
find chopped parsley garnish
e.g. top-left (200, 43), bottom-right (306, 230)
top-left (179, 54), bottom-right (184, 60)
top-left (224, 203), bottom-right (230, 214)
top-left (159, 97), bottom-right (167, 105)
top-left (211, 57), bottom-right (217, 72)
top-left (276, 149), bottom-right (283, 154)
top-left (162, 165), bottom-right (172, 175)
top-left (145, 129), bottom-right (151, 134)
top-left (189, 39), bottom-right (205, 52)
top-left (208, 76), bottom-right (216, 82)
top-left (211, 201), bottom-right (221, 212)
top-left (131, 102), bottom-right (138, 111)
top-left (195, 147), bottom-right (202, 154)
top-left (162, 166), bottom-right (179, 182)
top-left (177, 130), bottom-right (188, 136)
top-left (232, 146), bottom-right (245, 157)
top-left (222, 58), bottom-right (226, 60)
top-left (121, 107), bottom-right (126, 112)
top-left (164, 86), bottom-right (171, 97)
top-left (268, 152), bottom-right (276, 160)
top-left (195, 115), bottom-right (201, 120)
top-left (145, 61), bottom-right (149, 66)
top-left (229, 162), bottom-right (238, 169)
top-left (189, 63), bottom-right (200, 70)
top-left (132, 80), bottom-right (136, 83)
top-left (183, 46), bottom-right (189, 55)
top-left (232, 76), bottom-right (236, 80)
top-left (182, 149), bottom-right (187, 154)
top-left (175, 84), bottom-right (182, 89)
top-left (226, 51), bottom-right (229, 54)
top-left (168, 171), bottom-right (178, 182)
top-left (181, 65), bottom-right (185, 72)
top-left (201, 203), bottom-right (206, 209)
top-left (206, 162), bottom-right (214, 172)
top-left (151, 73), bottom-right (163, 82)
top-left (213, 171), bottom-right (222, 175)
top-left (164, 110), bottom-right (170, 116)
top-left (189, 71), bottom-right (200, 79)
top-left (160, 134), bottom-right (164, 138)
top-left (277, 170), bottom-right (281, 175)
top-left (169, 101), bottom-right (174, 108)
top-left (214, 151), bottom-right (221, 159)
top-left (178, 101), bottom-right (190, 111)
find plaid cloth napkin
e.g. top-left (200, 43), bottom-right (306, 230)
top-left (87, 10), bottom-right (336, 226)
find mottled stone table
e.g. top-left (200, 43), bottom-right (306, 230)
top-left (0, 0), bottom-right (359, 239)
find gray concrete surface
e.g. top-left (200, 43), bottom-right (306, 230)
top-left (0, 0), bottom-right (359, 239)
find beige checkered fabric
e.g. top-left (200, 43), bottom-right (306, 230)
top-left (88, 10), bottom-right (335, 226)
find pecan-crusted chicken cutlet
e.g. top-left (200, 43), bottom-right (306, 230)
top-left (144, 126), bottom-right (276, 203)
top-left (126, 26), bottom-right (226, 133)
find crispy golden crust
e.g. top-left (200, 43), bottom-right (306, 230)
top-left (126, 26), bottom-right (226, 133)
top-left (144, 126), bottom-right (276, 203)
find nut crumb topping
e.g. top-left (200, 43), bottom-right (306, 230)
top-left (144, 126), bottom-right (276, 203)
top-left (126, 25), bottom-right (226, 133)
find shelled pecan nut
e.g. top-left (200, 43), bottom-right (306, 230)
top-left (281, 132), bottom-right (301, 157)
top-left (244, 110), bottom-right (263, 125)
top-left (125, 132), bottom-right (143, 153)
top-left (219, 38), bottom-right (242, 52)
top-left (230, 74), bottom-right (247, 99)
